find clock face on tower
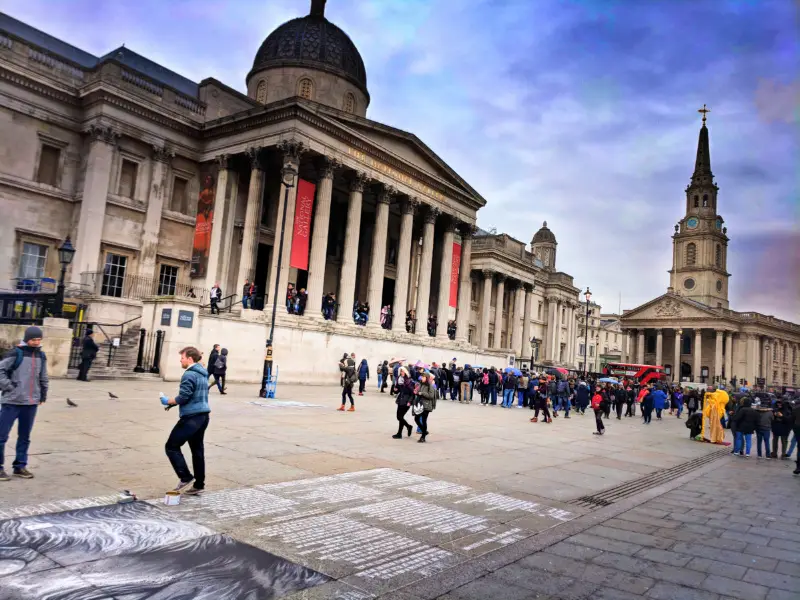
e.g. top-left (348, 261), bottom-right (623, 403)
top-left (686, 217), bottom-right (699, 230)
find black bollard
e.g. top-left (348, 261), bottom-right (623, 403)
top-left (134, 328), bottom-right (146, 372)
top-left (150, 330), bottom-right (164, 374)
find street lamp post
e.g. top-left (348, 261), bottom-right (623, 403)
top-left (583, 287), bottom-right (591, 378)
top-left (260, 160), bottom-right (298, 397)
top-left (55, 236), bottom-right (75, 318)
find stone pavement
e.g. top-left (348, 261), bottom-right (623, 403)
top-left (0, 378), bottom-right (797, 599)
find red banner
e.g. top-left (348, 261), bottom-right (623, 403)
top-left (289, 179), bottom-right (316, 270)
top-left (449, 241), bottom-right (461, 308)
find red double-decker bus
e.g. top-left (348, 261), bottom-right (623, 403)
top-left (602, 362), bottom-right (666, 386)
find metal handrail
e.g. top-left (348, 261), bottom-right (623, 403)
top-left (200, 293), bottom-right (238, 313)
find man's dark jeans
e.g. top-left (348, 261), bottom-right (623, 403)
top-left (0, 404), bottom-right (38, 470)
top-left (165, 413), bottom-right (209, 489)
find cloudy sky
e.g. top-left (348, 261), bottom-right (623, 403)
top-left (3, 0), bottom-right (797, 320)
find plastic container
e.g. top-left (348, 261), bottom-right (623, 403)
top-left (163, 491), bottom-right (181, 505)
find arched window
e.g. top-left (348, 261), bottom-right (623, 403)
top-left (255, 80), bottom-right (267, 104)
top-left (715, 244), bottom-right (722, 267)
top-left (686, 242), bottom-right (696, 266)
top-left (693, 195), bottom-right (699, 208)
top-left (343, 92), bottom-right (355, 114)
top-left (298, 77), bottom-right (314, 99)
top-left (702, 194), bottom-right (709, 207)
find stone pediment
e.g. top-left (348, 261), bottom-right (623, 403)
top-left (623, 294), bottom-right (720, 321)
top-left (324, 110), bottom-right (486, 208)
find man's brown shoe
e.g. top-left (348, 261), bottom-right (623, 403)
top-left (13, 468), bottom-right (34, 479)
top-left (0, 469), bottom-right (9, 481)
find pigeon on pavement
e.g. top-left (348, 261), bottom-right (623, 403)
top-left (108, 392), bottom-right (119, 399)
top-left (66, 398), bottom-right (78, 407)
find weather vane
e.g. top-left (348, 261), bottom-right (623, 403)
top-left (698, 104), bottom-right (710, 124)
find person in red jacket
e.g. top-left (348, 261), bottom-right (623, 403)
top-left (591, 387), bottom-right (605, 435)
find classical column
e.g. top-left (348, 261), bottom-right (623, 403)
top-left (415, 207), bottom-right (438, 337)
top-left (694, 329), bottom-right (703, 381)
top-left (218, 168), bottom-right (240, 293)
top-left (72, 124), bottom-right (118, 284)
top-left (627, 331), bottom-right (636, 364)
top-left (511, 284), bottom-right (525, 356)
top-left (546, 297), bottom-right (557, 360)
top-left (455, 225), bottom-right (474, 343)
top-left (746, 334), bottom-right (759, 386)
top-left (493, 274), bottom-right (506, 349)
top-left (366, 186), bottom-right (395, 327)
top-left (637, 330), bottom-right (645, 364)
top-left (655, 329), bottom-right (663, 367)
top-left (204, 154), bottom-right (231, 292)
top-left (724, 332), bottom-right (733, 382)
top-left (392, 198), bottom-right (416, 332)
top-left (235, 148), bottom-right (265, 295)
top-left (337, 172), bottom-right (368, 323)
top-left (714, 330), bottom-right (724, 382)
top-left (673, 329), bottom-right (681, 382)
top-left (138, 144), bottom-right (174, 281)
top-left (760, 337), bottom-right (768, 380)
top-left (305, 157), bottom-right (338, 317)
top-left (506, 281), bottom-right (519, 351)
top-left (268, 140), bottom-right (304, 308)
top-left (521, 284), bottom-right (534, 360)
top-left (479, 270), bottom-right (492, 348)
top-left (435, 219), bottom-right (456, 339)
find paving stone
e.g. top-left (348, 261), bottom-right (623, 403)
top-left (636, 547), bottom-right (691, 567)
top-left (775, 560), bottom-right (800, 576)
top-left (646, 582), bottom-right (719, 600)
top-left (616, 512), bottom-right (680, 529)
top-left (546, 541), bottom-right (604, 561)
top-left (517, 552), bottom-right (583, 577)
top-left (749, 527), bottom-right (800, 543)
top-left (720, 531), bottom-right (771, 545)
top-left (767, 589), bottom-right (800, 600)
top-left (705, 519), bottom-right (751, 532)
top-left (767, 538), bottom-right (800, 553)
top-left (588, 525), bottom-right (674, 550)
top-left (446, 578), bottom-right (539, 600)
top-left (591, 552), bottom-right (707, 587)
top-left (668, 512), bottom-right (711, 525)
top-left (670, 542), bottom-right (778, 571)
top-left (766, 521), bottom-right (800, 535)
top-left (568, 533), bottom-right (643, 556)
top-left (671, 534), bottom-right (747, 552)
top-left (744, 544), bottom-right (800, 565)
top-left (589, 588), bottom-right (643, 600)
top-left (579, 563), bottom-right (655, 595)
top-left (492, 566), bottom-right (598, 598)
top-left (702, 574), bottom-right (768, 600)
top-left (602, 518), bottom-right (657, 535)
top-left (744, 568), bottom-right (800, 593)
top-left (686, 557), bottom-right (747, 580)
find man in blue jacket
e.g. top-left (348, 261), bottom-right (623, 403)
top-left (163, 346), bottom-right (210, 496)
top-left (0, 326), bottom-right (48, 481)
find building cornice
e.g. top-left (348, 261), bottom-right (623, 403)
top-left (0, 173), bottom-right (75, 202)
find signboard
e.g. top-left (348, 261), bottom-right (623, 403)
top-left (160, 308), bottom-right (172, 326)
top-left (756, 377), bottom-right (766, 386)
top-left (449, 241), bottom-right (461, 308)
top-left (112, 338), bottom-right (120, 347)
top-left (177, 310), bottom-right (194, 329)
top-left (289, 179), bottom-right (316, 270)
top-left (265, 345), bottom-right (273, 363)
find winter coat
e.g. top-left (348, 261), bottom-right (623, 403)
top-left (487, 370), bottom-right (498, 386)
top-left (0, 345), bottom-right (49, 405)
top-left (214, 349), bottom-right (228, 374)
top-left (503, 374), bottom-right (517, 390)
top-left (575, 385), bottom-right (590, 408)
top-left (651, 389), bottom-right (667, 410)
top-left (733, 406), bottom-right (759, 435)
top-left (174, 363), bottom-right (210, 418)
top-left (642, 391), bottom-right (655, 411)
top-left (756, 408), bottom-right (774, 431)
top-left (358, 360), bottom-right (369, 380)
top-left (396, 376), bottom-right (415, 406)
top-left (591, 393), bottom-right (602, 411)
top-left (81, 335), bottom-right (99, 359)
top-left (417, 381), bottom-right (436, 412)
top-left (207, 349), bottom-right (219, 375)
top-left (772, 404), bottom-right (792, 436)
top-left (792, 405), bottom-right (800, 435)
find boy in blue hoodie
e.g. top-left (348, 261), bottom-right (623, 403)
top-left (163, 346), bottom-right (210, 496)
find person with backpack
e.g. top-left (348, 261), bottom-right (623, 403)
top-left (487, 367), bottom-right (499, 405)
top-left (76, 328), bottom-right (99, 382)
top-left (480, 368), bottom-right (489, 404)
top-left (211, 348), bottom-right (228, 394)
top-left (556, 378), bottom-right (571, 417)
top-left (460, 365), bottom-right (471, 403)
top-left (0, 326), bottom-right (48, 481)
top-left (338, 355), bottom-right (357, 411)
top-left (207, 344), bottom-right (220, 390)
top-left (357, 359), bottom-right (369, 395)
top-left (451, 364), bottom-right (461, 401)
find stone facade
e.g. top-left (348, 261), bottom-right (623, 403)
top-left (621, 115), bottom-right (800, 390)
top-left (0, 5), bottom-right (583, 382)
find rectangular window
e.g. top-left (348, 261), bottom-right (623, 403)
top-left (101, 253), bottom-right (127, 297)
top-left (579, 343), bottom-right (585, 356)
top-left (468, 326), bottom-right (475, 344)
top-left (18, 242), bottom-right (48, 280)
top-left (604, 346), bottom-right (608, 354)
top-left (561, 307), bottom-right (565, 321)
top-left (157, 264), bottom-right (178, 296)
top-left (170, 177), bottom-right (187, 213)
top-left (605, 331), bottom-right (609, 341)
top-left (36, 145), bottom-right (61, 186)
top-left (537, 302), bottom-right (542, 320)
top-left (119, 159), bottom-right (138, 198)
top-left (614, 333), bottom-right (618, 343)
top-left (589, 346), bottom-right (595, 357)
top-left (488, 333), bottom-right (494, 348)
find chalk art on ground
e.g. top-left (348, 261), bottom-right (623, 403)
top-left (249, 400), bottom-right (325, 409)
top-left (0, 503), bottom-right (329, 600)
top-left (0, 495), bottom-right (121, 521)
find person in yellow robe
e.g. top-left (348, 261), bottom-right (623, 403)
top-left (700, 387), bottom-right (729, 444)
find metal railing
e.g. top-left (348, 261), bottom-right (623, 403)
top-left (200, 293), bottom-right (238, 314)
top-left (133, 328), bottom-right (164, 374)
top-left (80, 271), bottom-right (193, 300)
top-left (0, 291), bottom-right (59, 324)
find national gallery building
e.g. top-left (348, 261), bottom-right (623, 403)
top-left (0, 2), bottom-right (583, 382)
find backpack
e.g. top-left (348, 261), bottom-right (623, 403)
top-left (4, 347), bottom-right (46, 374)
top-left (214, 357), bottom-right (225, 370)
top-left (482, 373), bottom-right (489, 385)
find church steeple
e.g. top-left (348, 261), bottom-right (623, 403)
top-left (691, 105), bottom-right (712, 185)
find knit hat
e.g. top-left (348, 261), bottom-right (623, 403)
top-left (23, 326), bottom-right (43, 342)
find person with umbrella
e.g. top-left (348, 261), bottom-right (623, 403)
top-left (530, 375), bottom-right (552, 423)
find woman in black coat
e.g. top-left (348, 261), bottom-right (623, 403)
top-left (771, 399), bottom-right (792, 458)
top-left (392, 367), bottom-right (415, 439)
top-left (732, 398), bottom-right (758, 457)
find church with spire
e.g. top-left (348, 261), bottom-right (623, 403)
top-left (620, 109), bottom-right (799, 390)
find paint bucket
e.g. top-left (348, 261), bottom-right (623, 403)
top-left (163, 491), bottom-right (181, 506)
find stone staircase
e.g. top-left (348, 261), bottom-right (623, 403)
top-left (66, 327), bottom-right (161, 381)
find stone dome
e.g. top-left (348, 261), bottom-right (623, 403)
top-left (532, 221), bottom-right (557, 245)
top-left (248, 0), bottom-right (368, 98)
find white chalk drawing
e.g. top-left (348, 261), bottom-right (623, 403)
top-left (149, 488), bottom-right (297, 524)
top-left (249, 400), bottom-right (325, 409)
top-left (454, 492), bottom-right (574, 521)
top-left (0, 495), bottom-right (120, 521)
top-left (399, 480), bottom-right (473, 497)
top-left (256, 513), bottom-right (455, 580)
top-left (337, 468), bottom-right (431, 489)
top-left (459, 527), bottom-right (528, 551)
top-left (344, 498), bottom-right (489, 535)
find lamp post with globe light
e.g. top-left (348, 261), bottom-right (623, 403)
top-left (55, 236), bottom-right (75, 318)
top-left (583, 287), bottom-right (592, 379)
